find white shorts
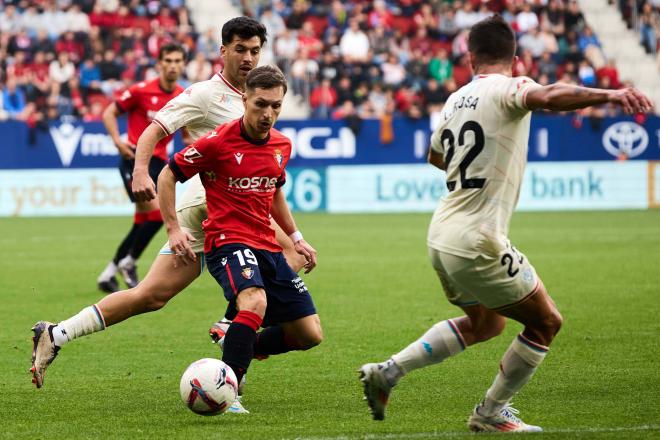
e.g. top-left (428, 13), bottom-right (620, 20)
top-left (160, 203), bottom-right (207, 256)
top-left (429, 240), bottom-right (539, 310)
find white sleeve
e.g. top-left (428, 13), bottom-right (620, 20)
top-left (153, 84), bottom-right (209, 135)
top-left (499, 76), bottom-right (540, 117)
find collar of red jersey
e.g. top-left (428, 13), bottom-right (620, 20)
top-left (239, 117), bottom-right (271, 146)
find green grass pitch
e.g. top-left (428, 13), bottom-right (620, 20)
top-left (1, 211), bottom-right (659, 439)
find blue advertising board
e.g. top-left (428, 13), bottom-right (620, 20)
top-left (1, 116), bottom-right (658, 170)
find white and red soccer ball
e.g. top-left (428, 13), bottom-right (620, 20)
top-left (179, 358), bottom-right (238, 415)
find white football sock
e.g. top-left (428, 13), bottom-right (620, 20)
top-left (118, 255), bottom-right (136, 268)
top-left (389, 319), bottom-right (466, 380)
top-left (481, 333), bottom-right (548, 416)
top-left (98, 262), bottom-right (117, 282)
top-left (53, 305), bottom-right (106, 347)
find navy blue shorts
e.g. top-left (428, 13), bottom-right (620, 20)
top-left (206, 243), bottom-right (317, 327)
top-left (119, 157), bottom-right (166, 203)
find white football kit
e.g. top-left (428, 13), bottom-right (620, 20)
top-left (153, 73), bottom-right (245, 254)
top-left (427, 74), bottom-right (540, 309)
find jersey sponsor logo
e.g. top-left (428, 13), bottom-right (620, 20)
top-left (183, 147), bottom-right (203, 163)
top-left (241, 267), bottom-right (254, 279)
top-left (184, 87), bottom-right (193, 96)
top-left (228, 176), bottom-right (279, 191)
top-left (274, 149), bottom-right (283, 167)
top-left (602, 121), bottom-right (648, 159)
top-left (50, 123), bottom-right (84, 167)
top-left (234, 152), bottom-right (243, 164)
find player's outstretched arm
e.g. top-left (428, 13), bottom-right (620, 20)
top-left (157, 166), bottom-right (196, 266)
top-left (270, 188), bottom-right (317, 273)
top-left (132, 123), bottom-right (168, 202)
top-left (102, 103), bottom-right (135, 159)
top-left (526, 83), bottom-right (653, 114)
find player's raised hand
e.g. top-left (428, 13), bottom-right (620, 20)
top-left (294, 240), bottom-right (317, 273)
top-left (115, 140), bottom-right (136, 160)
top-left (168, 228), bottom-right (197, 268)
top-left (132, 171), bottom-right (157, 202)
top-left (609, 87), bottom-right (654, 114)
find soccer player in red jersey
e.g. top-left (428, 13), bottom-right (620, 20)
top-left (97, 43), bottom-right (186, 293)
top-left (159, 65), bottom-right (322, 395)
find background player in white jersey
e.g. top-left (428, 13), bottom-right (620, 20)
top-left (30, 19), bottom-right (317, 413)
top-left (359, 15), bottom-right (652, 433)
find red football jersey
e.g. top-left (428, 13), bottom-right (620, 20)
top-left (115, 77), bottom-right (183, 161)
top-left (170, 118), bottom-right (290, 253)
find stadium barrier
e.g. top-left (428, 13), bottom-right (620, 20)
top-left (0, 116), bottom-right (658, 216)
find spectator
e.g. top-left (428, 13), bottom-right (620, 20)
top-left (368, 0), bottom-right (394, 30)
top-left (423, 78), bottom-right (448, 116)
top-left (298, 21), bottom-right (323, 60)
top-left (196, 28), bottom-right (219, 60)
top-left (0, 6), bottom-right (22, 34)
top-left (335, 76), bottom-right (354, 105)
top-left (49, 51), bottom-right (76, 91)
top-left (56, 31), bottom-right (85, 63)
top-left (290, 47), bottom-right (319, 100)
top-left (437, 6), bottom-right (459, 40)
top-left (518, 27), bottom-right (546, 58)
top-left (413, 3), bottom-right (438, 36)
top-left (596, 59), bottom-right (621, 89)
top-left (455, 2), bottom-right (482, 30)
top-left (428, 48), bottom-right (452, 84)
top-left (537, 51), bottom-right (558, 82)
top-left (186, 51), bottom-right (212, 83)
top-left (516, 3), bottom-right (539, 33)
top-left (381, 54), bottom-right (406, 87)
top-left (340, 19), bottom-right (370, 63)
top-left (66, 4), bottom-right (92, 34)
top-left (452, 54), bottom-right (472, 87)
top-left (564, 1), bottom-right (585, 32)
top-left (79, 57), bottom-right (102, 98)
top-left (639, 2), bottom-right (658, 53)
top-left (578, 60), bottom-right (596, 86)
top-left (3, 78), bottom-right (30, 121)
top-left (310, 78), bottom-right (338, 118)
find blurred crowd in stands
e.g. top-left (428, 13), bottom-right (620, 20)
top-left (0, 0), bottom-right (657, 126)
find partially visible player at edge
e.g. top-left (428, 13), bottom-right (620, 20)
top-left (97, 43), bottom-right (186, 293)
top-left (30, 18), bottom-right (316, 414)
top-left (359, 15), bottom-right (652, 433)
top-left (160, 64), bottom-right (321, 408)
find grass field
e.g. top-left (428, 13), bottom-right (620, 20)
top-left (1, 211), bottom-right (659, 439)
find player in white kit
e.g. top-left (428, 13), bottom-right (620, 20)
top-left (30, 19), bottom-right (319, 413)
top-left (359, 16), bottom-right (652, 432)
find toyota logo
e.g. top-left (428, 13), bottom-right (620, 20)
top-left (602, 122), bottom-right (648, 158)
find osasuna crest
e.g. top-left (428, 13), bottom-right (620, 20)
top-left (241, 267), bottom-right (254, 279)
top-left (183, 147), bottom-right (202, 163)
top-left (274, 149), bottom-right (283, 167)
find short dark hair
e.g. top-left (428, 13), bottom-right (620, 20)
top-left (245, 65), bottom-right (288, 95)
top-left (468, 15), bottom-right (516, 66)
top-left (222, 16), bottom-right (268, 47)
top-left (158, 42), bottom-right (185, 60)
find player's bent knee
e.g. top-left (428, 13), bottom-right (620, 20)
top-left (296, 328), bottom-right (323, 350)
top-left (543, 309), bottom-right (563, 336)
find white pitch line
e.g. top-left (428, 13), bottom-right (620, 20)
top-left (283, 425), bottom-right (660, 440)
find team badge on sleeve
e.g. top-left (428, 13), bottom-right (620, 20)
top-left (274, 149), bottom-right (283, 167)
top-left (241, 267), bottom-right (254, 280)
top-left (183, 147), bottom-right (202, 163)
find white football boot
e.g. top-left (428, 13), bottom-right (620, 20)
top-left (358, 363), bottom-right (394, 421)
top-left (468, 403), bottom-right (543, 433)
top-left (30, 321), bottom-right (60, 388)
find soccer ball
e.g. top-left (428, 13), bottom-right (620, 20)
top-left (179, 358), bottom-right (238, 415)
